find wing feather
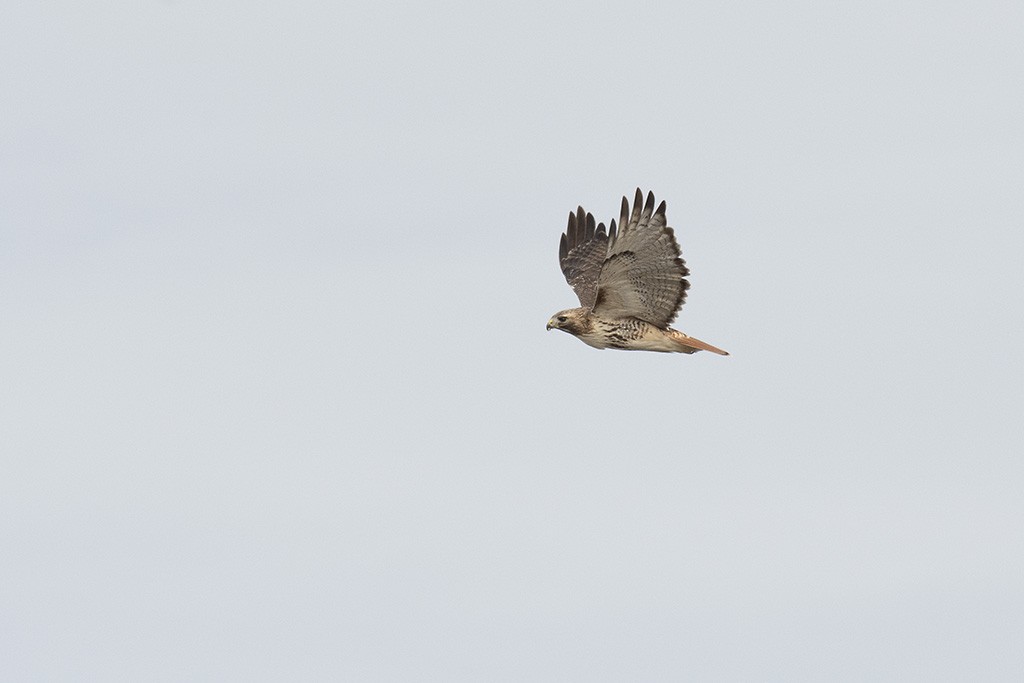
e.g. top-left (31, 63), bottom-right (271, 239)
top-left (558, 206), bottom-right (609, 309)
top-left (592, 189), bottom-right (690, 327)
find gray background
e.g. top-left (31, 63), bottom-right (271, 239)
top-left (3, 1), bottom-right (1023, 680)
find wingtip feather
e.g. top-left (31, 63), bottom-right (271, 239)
top-left (630, 188), bottom-right (643, 224)
top-left (643, 191), bottom-right (656, 218)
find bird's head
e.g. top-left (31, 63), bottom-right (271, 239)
top-left (546, 308), bottom-right (588, 334)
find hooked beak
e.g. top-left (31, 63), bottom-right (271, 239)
top-left (546, 319), bottom-right (555, 331)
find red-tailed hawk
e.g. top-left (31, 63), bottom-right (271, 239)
top-left (547, 189), bottom-right (729, 355)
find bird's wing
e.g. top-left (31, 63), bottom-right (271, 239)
top-left (592, 189), bottom-right (690, 327)
top-left (559, 206), bottom-right (610, 309)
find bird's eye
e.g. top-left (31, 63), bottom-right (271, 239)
top-left (557, 316), bottom-right (567, 323)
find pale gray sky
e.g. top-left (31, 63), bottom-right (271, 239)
top-left (3, 1), bottom-right (1023, 680)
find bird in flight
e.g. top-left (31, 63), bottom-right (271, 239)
top-left (547, 188), bottom-right (728, 355)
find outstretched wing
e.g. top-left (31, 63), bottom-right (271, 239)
top-left (592, 189), bottom-right (690, 327)
top-left (559, 206), bottom-right (611, 309)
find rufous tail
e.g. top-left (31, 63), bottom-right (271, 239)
top-left (672, 331), bottom-right (729, 356)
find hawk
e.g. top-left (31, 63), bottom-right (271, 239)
top-left (547, 188), bottom-right (729, 355)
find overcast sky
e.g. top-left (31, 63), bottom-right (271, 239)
top-left (3, 2), bottom-right (1023, 680)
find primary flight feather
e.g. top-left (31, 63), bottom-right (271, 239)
top-left (547, 188), bottom-right (729, 355)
